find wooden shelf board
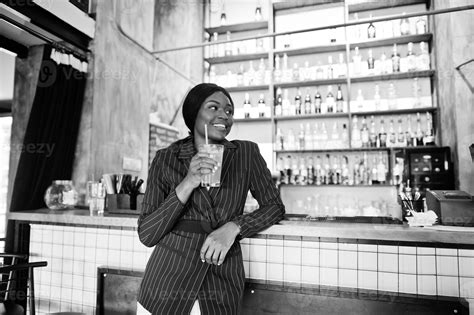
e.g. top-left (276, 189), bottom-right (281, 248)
top-left (226, 85), bottom-right (269, 92)
top-left (348, 0), bottom-right (430, 13)
top-left (275, 113), bottom-right (349, 121)
top-left (205, 21), bottom-right (268, 34)
top-left (352, 107), bottom-right (437, 116)
top-left (351, 70), bottom-right (435, 83)
top-left (234, 117), bottom-right (271, 123)
top-left (205, 52), bottom-right (268, 64)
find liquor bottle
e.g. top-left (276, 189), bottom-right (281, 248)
top-left (423, 112), bottom-right (435, 145)
top-left (292, 63), bottom-right (300, 82)
top-left (313, 122), bottom-right (320, 149)
top-left (257, 94), bottom-right (266, 118)
top-left (295, 88), bottom-right (302, 115)
top-left (303, 61), bottom-right (311, 81)
top-left (282, 53), bottom-right (291, 82)
top-left (288, 91), bottom-right (296, 116)
top-left (367, 14), bottom-right (376, 39)
top-left (276, 156), bottom-right (284, 185)
top-left (307, 156), bottom-right (315, 185)
top-left (415, 112), bottom-right (424, 146)
top-left (275, 87), bottom-right (283, 116)
top-left (388, 119), bottom-right (397, 147)
top-left (367, 49), bottom-right (375, 73)
top-left (369, 116), bottom-right (378, 147)
top-left (220, 11), bottom-right (227, 26)
top-left (209, 65), bottom-right (216, 83)
top-left (337, 53), bottom-right (345, 78)
top-left (412, 78), bottom-right (422, 107)
top-left (290, 155), bottom-right (298, 185)
top-left (237, 64), bottom-right (244, 86)
top-left (287, 129), bottom-right (295, 150)
top-left (275, 128), bottom-right (284, 150)
top-left (211, 32), bottom-right (219, 58)
top-left (224, 31), bottom-right (232, 57)
top-left (305, 123), bottom-right (313, 150)
top-left (406, 115), bottom-right (414, 146)
top-left (282, 89), bottom-right (290, 116)
top-left (323, 155), bottom-right (331, 185)
top-left (351, 116), bottom-right (362, 148)
top-left (360, 116), bottom-right (370, 148)
top-left (315, 156), bottom-right (322, 185)
top-left (380, 52), bottom-right (389, 74)
top-left (371, 155), bottom-right (378, 185)
top-left (332, 155), bottom-right (341, 185)
top-left (326, 86), bottom-right (335, 113)
top-left (304, 88), bottom-right (312, 114)
top-left (327, 56), bottom-right (334, 79)
top-left (417, 42), bottom-right (430, 70)
top-left (416, 17), bottom-right (426, 34)
top-left (399, 12), bottom-right (410, 36)
top-left (376, 152), bottom-right (387, 184)
top-left (341, 123), bottom-right (349, 147)
top-left (339, 156), bottom-right (348, 185)
top-left (336, 85), bottom-right (344, 113)
top-left (388, 82), bottom-right (397, 110)
top-left (353, 47), bottom-right (362, 76)
top-left (246, 61), bottom-right (256, 86)
top-left (243, 93), bottom-right (252, 119)
top-left (352, 13), bottom-right (361, 40)
top-left (406, 42), bottom-right (416, 71)
top-left (320, 122), bottom-right (328, 149)
top-left (254, 6), bottom-right (263, 21)
top-left (298, 124), bottom-right (305, 150)
top-left (314, 88), bottom-right (322, 113)
top-left (274, 54), bottom-right (282, 83)
top-left (256, 58), bottom-right (266, 85)
top-left (391, 44), bottom-right (401, 72)
top-left (356, 89), bottom-right (365, 112)
top-left (316, 61), bottom-right (324, 79)
top-left (373, 84), bottom-right (382, 110)
top-left (397, 115), bottom-right (407, 147)
top-left (331, 122), bottom-right (340, 149)
top-left (256, 33), bottom-right (264, 53)
top-left (379, 119), bottom-right (387, 147)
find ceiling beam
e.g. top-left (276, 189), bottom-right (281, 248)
top-left (0, 34), bottom-right (28, 58)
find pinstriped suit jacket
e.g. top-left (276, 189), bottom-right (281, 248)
top-left (137, 136), bottom-right (285, 314)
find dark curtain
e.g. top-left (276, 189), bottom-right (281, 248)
top-left (9, 46), bottom-right (86, 212)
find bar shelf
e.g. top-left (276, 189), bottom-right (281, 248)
top-left (205, 52), bottom-right (268, 64)
top-left (205, 21), bottom-right (268, 34)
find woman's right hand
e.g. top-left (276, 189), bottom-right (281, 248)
top-left (184, 152), bottom-right (218, 188)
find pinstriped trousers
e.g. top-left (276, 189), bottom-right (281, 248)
top-left (137, 300), bottom-right (201, 315)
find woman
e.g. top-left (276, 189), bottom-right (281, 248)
top-left (137, 83), bottom-right (285, 314)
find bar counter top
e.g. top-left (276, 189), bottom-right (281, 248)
top-left (8, 209), bottom-right (474, 246)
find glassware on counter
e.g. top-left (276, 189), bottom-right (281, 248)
top-left (44, 180), bottom-right (78, 210)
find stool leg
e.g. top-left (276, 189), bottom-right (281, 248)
top-left (28, 267), bottom-right (35, 315)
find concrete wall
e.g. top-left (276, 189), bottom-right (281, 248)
top-left (152, 0), bottom-right (204, 137)
top-left (433, 0), bottom-right (474, 194)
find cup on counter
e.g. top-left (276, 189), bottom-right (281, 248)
top-left (87, 181), bottom-right (106, 216)
top-left (198, 144), bottom-right (224, 187)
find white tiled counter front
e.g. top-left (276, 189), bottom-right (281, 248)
top-left (8, 209), bottom-right (474, 314)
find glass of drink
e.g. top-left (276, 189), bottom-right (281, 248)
top-left (88, 181), bottom-right (106, 216)
top-left (198, 144), bottom-right (224, 187)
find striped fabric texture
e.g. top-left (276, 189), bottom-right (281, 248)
top-left (137, 136), bottom-right (285, 314)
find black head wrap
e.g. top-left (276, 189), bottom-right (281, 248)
top-left (182, 83), bottom-right (234, 134)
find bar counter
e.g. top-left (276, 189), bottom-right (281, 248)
top-left (7, 209), bottom-right (474, 314)
top-left (8, 208), bottom-right (474, 245)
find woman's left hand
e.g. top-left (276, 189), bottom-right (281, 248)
top-left (200, 222), bottom-right (241, 266)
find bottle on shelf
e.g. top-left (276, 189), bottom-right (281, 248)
top-left (323, 155), bottom-right (331, 185)
top-left (370, 155), bottom-right (378, 185)
top-left (379, 119), bottom-right (387, 147)
top-left (337, 53), bottom-right (345, 78)
top-left (406, 42), bottom-right (416, 72)
top-left (332, 155), bottom-right (341, 185)
top-left (254, 6), bottom-right (263, 21)
top-left (243, 93), bottom-right (252, 119)
top-left (298, 124), bottom-right (305, 150)
top-left (373, 83), bottom-right (382, 111)
top-left (326, 86), bottom-right (335, 113)
top-left (388, 82), bottom-right (397, 110)
top-left (316, 61), bottom-right (324, 79)
top-left (415, 112), bottom-right (424, 146)
top-left (360, 116), bottom-right (370, 148)
top-left (257, 94), bottom-right (266, 118)
top-left (237, 64), bottom-right (244, 86)
top-left (303, 61), bottom-right (311, 81)
top-left (297, 156), bottom-right (306, 185)
top-left (276, 128), bottom-right (284, 150)
top-left (290, 155), bottom-right (298, 184)
top-left (406, 115), bottom-right (414, 147)
top-left (369, 116), bottom-right (378, 148)
top-left (416, 17), bottom-right (426, 34)
top-left (209, 65), bottom-right (216, 83)
top-left (275, 87), bottom-right (283, 116)
top-left (341, 123), bottom-right (349, 147)
top-left (282, 89), bottom-right (290, 116)
top-left (397, 115), bottom-right (407, 147)
top-left (388, 118), bottom-right (397, 147)
top-left (391, 44), bottom-right (401, 72)
top-left (417, 42), bottom-right (431, 70)
top-left (352, 13), bottom-right (361, 41)
top-left (220, 11), bottom-right (227, 26)
top-left (287, 128), bottom-right (296, 150)
top-left (225, 31), bottom-right (232, 56)
top-left (305, 123), bottom-right (313, 150)
top-left (256, 58), bottom-right (266, 85)
top-left (399, 12), bottom-right (411, 36)
top-left (274, 54), bottom-right (282, 83)
top-left (314, 87), bottom-right (322, 114)
top-left (423, 112), bottom-right (435, 145)
top-left (282, 53), bottom-right (291, 82)
top-left (304, 88), bottom-right (312, 115)
top-left (351, 116), bottom-right (362, 148)
top-left (327, 56), bottom-right (334, 79)
top-left (367, 49), bottom-right (375, 74)
top-left (203, 62), bottom-right (210, 83)
top-left (288, 91), bottom-right (296, 116)
top-left (367, 13), bottom-right (376, 39)
top-left (320, 122), bottom-right (328, 149)
top-left (380, 52), bottom-right (389, 74)
top-left (245, 61), bottom-right (256, 86)
top-left (295, 88), bottom-right (302, 115)
top-left (336, 85), bottom-right (344, 113)
top-left (412, 78), bottom-right (422, 107)
top-left (313, 122), bottom-right (320, 150)
top-left (353, 47), bottom-right (362, 76)
top-left (315, 156), bottom-right (322, 186)
top-left (256, 33), bottom-right (264, 53)
top-left (331, 122), bottom-right (340, 149)
top-left (376, 152), bottom-right (387, 184)
top-left (307, 156), bottom-right (315, 185)
top-left (211, 32), bottom-right (219, 58)
top-left (356, 89), bottom-right (365, 112)
top-left (292, 63), bottom-right (300, 82)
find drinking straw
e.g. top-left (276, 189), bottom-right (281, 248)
top-left (205, 124), bottom-right (209, 145)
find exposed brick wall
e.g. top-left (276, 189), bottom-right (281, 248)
top-left (149, 122), bottom-right (179, 166)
